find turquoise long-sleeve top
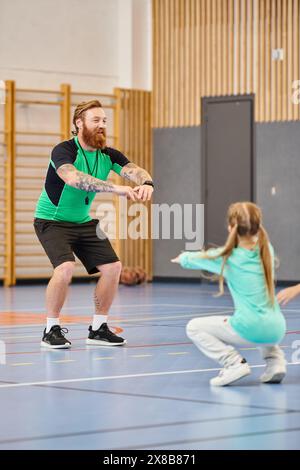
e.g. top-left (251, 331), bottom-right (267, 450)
top-left (179, 245), bottom-right (286, 344)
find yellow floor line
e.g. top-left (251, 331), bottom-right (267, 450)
top-left (51, 360), bottom-right (76, 363)
top-left (130, 354), bottom-right (153, 358)
top-left (10, 362), bottom-right (34, 366)
top-left (168, 352), bottom-right (189, 355)
top-left (93, 357), bottom-right (114, 360)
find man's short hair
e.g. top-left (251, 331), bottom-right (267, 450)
top-left (72, 100), bottom-right (102, 135)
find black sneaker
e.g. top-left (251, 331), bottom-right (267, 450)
top-left (86, 323), bottom-right (126, 346)
top-left (41, 325), bottom-right (71, 349)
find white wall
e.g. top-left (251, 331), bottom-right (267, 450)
top-left (0, 0), bottom-right (152, 92)
top-left (132, 0), bottom-right (152, 90)
top-left (118, 0), bottom-right (133, 89)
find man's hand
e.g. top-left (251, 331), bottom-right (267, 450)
top-left (114, 185), bottom-right (139, 201)
top-left (277, 284), bottom-right (300, 306)
top-left (133, 184), bottom-right (154, 202)
top-left (171, 255), bottom-right (181, 264)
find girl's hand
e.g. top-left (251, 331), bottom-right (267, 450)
top-left (171, 255), bottom-right (181, 264)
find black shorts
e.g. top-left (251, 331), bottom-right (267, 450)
top-left (34, 218), bottom-right (119, 274)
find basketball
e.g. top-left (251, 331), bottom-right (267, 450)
top-left (133, 267), bottom-right (147, 284)
top-left (119, 267), bottom-right (138, 286)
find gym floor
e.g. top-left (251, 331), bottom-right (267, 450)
top-left (0, 281), bottom-right (299, 450)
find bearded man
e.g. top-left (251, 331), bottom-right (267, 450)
top-left (34, 100), bottom-right (153, 348)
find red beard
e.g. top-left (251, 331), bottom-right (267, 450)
top-left (82, 123), bottom-right (106, 149)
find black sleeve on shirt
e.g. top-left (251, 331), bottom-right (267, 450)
top-left (103, 147), bottom-right (130, 168)
top-left (51, 139), bottom-right (77, 171)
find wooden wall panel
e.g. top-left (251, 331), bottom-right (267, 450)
top-left (0, 86), bottom-right (9, 284)
top-left (2, 81), bottom-right (15, 286)
top-left (116, 89), bottom-right (153, 279)
top-left (152, 0), bottom-right (300, 126)
top-left (10, 87), bottom-right (119, 282)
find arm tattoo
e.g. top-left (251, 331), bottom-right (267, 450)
top-left (74, 173), bottom-right (115, 193)
top-left (120, 162), bottom-right (152, 185)
top-left (57, 164), bottom-right (115, 193)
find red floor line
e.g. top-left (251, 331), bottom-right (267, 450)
top-left (3, 341), bottom-right (192, 356)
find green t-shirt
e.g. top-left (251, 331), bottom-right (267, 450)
top-left (35, 137), bottom-right (129, 223)
top-left (179, 245), bottom-right (286, 344)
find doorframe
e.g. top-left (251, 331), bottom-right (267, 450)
top-left (201, 94), bottom-right (256, 245)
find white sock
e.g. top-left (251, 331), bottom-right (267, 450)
top-left (92, 314), bottom-right (108, 331)
top-left (46, 317), bottom-right (60, 333)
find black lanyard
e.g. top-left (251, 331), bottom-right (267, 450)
top-left (78, 141), bottom-right (99, 205)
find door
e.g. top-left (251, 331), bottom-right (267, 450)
top-left (202, 95), bottom-right (255, 247)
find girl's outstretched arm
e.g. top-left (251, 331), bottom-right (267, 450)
top-left (171, 249), bottom-right (224, 275)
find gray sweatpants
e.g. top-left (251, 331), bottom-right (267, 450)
top-left (186, 315), bottom-right (285, 367)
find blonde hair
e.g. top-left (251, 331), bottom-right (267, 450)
top-left (204, 202), bottom-right (275, 304)
top-left (72, 100), bottom-right (102, 135)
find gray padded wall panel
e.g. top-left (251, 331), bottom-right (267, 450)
top-left (153, 127), bottom-right (202, 278)
top-left (256, 121), bottom-right (300, 281)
